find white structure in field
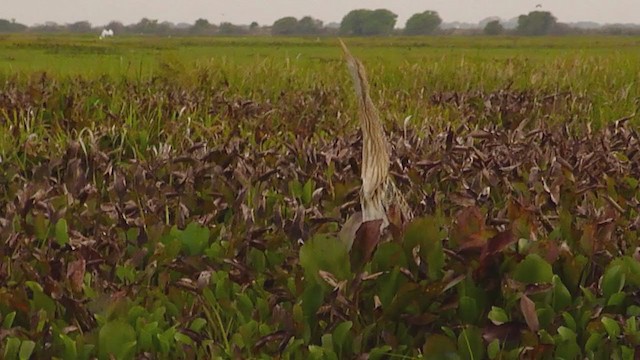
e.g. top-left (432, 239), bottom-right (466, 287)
top-left (99, 29), bottom-right (114, 39)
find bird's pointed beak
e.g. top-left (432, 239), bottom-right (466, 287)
top-left (338, 38), bottom-right (354, 60)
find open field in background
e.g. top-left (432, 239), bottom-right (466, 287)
top-left (1, 35), bottom-right (639, 164)
top-left (1, 35), bottom-right (640, 359)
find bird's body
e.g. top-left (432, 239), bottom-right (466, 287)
top-left (339, 40), bottom-right (413, 234)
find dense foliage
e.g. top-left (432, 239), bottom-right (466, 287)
top-left (484, 20), bottom-right (505, 36)
top-left (1, 37), bottom-right (640, 359)
top-left (339, 9), bottom-right (398, 36)
top-left (272, 17), bottom-right (324, 36)
top-left (3, 8), bottom-right (640, 37)
top-left (517, 11), bottom-right (558, 36)
top-left (404, 11), bottom-right (442, 36)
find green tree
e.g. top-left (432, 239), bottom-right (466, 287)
top-left (340, 9), bottom-right (368, 35)
top-left (404, 11), bottom-right (442, 35)
top-left (297, 16), bottom-right (323, 35)
top-left (340, 9), bottom-right (397, 36)
top-left (272, 16), bottom-right (298, 35)
top-left (219, 22), bottom-right (246, 35)
top-left (363, 9), bottom-right (397, 35)
top-left (31, 22), bottom-right (64, 33)
top-left (130, 18), bottom-right (160, 34)
top-left (517, 11), bottom-right (557, 35)
top-left (484, 20), bottom-right (504, 35)
top-left (0, 19), bottom-right (27, 33)
top-left (191, 18), bottom-right (216, 35)
top-left (67, 21), bottom-right (92, 33)
top-left (105, 21), bottom-right (126, 34)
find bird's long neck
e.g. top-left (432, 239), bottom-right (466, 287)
top-left (349, 59), bottom-right (390, 189)
top-left (341, 44), bottom-right (391, 224)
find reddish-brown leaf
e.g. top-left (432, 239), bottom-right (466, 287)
top-left (451, 206), bottom-right (487, 249)
top-left (480, 230), bottom-right (516, 261)
top-left (350, 219), bottom-right (383, 271)
top-left (482, 322), bottom-right (525, 343)
top-left (66, 259), bottom-right (86, 294)
top-left (387, 204), bottom-right (405, 243)
top-left (520, 294), bottom-right (539, 332)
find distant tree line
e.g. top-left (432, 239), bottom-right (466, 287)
top-left (2, 10), bottom-right (640, 36)
top-left (0, 18), bottom-right (262, 36)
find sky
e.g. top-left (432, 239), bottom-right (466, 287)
top-left (4, 0), bottom-right (639, 26)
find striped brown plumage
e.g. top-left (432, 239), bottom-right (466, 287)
top-left (339, 40), bottom-right (413, 233)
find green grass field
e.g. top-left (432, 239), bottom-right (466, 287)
top-left (2, 35), bottom-right (640, 359)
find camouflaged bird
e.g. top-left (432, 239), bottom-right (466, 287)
top-left (338, 40), bottom-right (413, 250)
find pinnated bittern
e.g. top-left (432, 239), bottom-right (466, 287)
top-left (339, 40), bottom-right (413, 240)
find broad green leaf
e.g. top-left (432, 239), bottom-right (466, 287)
top-left (442, 326), bottom-right (456, 339)
top-left (536, 306), bottom-right (554, 329)
top-left (98, 320), bottom-right (136, 360)
top-left (376, 268), bottom-right (404, 307)
top-left (301, 282), bottom-right (324, 322)
top-left (628, 305), bottom-right (640, 317)
top-left (302, 179), bottom-right (315, 205)
top-left (308, 345), bottom-right (325, 360)
top-left (127, 305), bottom-right (145, 324)
top-left (157, 326), bottom-right (177, 354)
top-left (18, 340), bottom-right (35, 360)
top-left (236, 293), bottom-right (254, 320)
top-left (487, 339), bottom-right (500, 359)
top-left (607, 292), bottom-right (626, 307)
top-left (59, 333), bottom-right (78, 360)
top-left (371, 242), bottom-right (408, 271)
top-left (427, 238), bottom-right (445, 280)
top-left (539, 329), bottom-right (555, 344)
top-left (459, 296), bottom-right (478, 324)
top-left (332, 321), bottom-right (352, 350)
top-left (282, 338), bottom-right (304, 357)
top-left (321, 333), bottom-right (333, 352)
top-left (247, 248), bottom-right (266, 272)
top-left (601, 316), bottom-right (621, 338)
top-left (189, 318), bottom-right (207, 332)
top-left (117, 341), bottom-right (137, 360)
top-left (622, 256), bottom-right (640, 286)
top-left (626, 316), bottom-right (637, 333)
top-left (563, 254), bottom-right (588, 291)
top-left (369, 345), bottom-right (392, 360)
top-left (557, 326), bottom-right (576, 342)
top-left (552, 275), bottom-right (571, 310)
top-left (554, 339), bottom-right (580, 360)
top-left (25, 281), bottom-right (56, 318)
top-left (488, 306), bottom-right (509, 325)
top-left (173, 222), bottom-right (210, 256)
top-left (174, 332), bottom-right (193, 346)
top-left (602, 264), bottom-right (625, 300)
top-left (562, 312), bottom-right (576, 332)
top-left (4, 337), bottom-right (20, 360)
top-left (55, 219), bottom-right (69, 246)
top-left (458, 326), bottom-right (485, 360)
top-left (513, 254), bottom-right (553, 284)
top-left (34, 213), bottom-right (49, 241)
top-left (585, 332), bottom-right (604, 352)
top-left (80, 344), bottom-right (95, 360)
top-left (581, 286), bottom-right (597, 304)
top-left (404, 216), bottom-right (445, 280)
top-left (115, 264), bottom-right (135, 284)
top-left (299, 234), bottom-right (350, 288)
top-left (423, 334), bottom-right (460, 359)
top-left (3, 311), bottom-right (16, 329)
top-left (125, 228), bottom-right (139, 242)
